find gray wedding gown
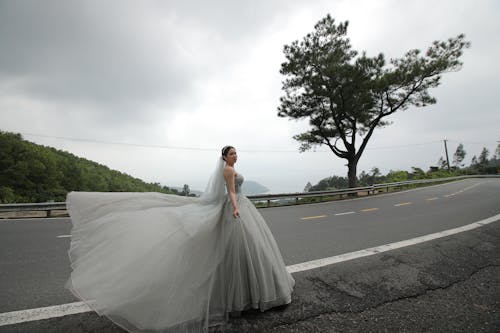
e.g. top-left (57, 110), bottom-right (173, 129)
top-left (66, 158), bottom-right (294, 332)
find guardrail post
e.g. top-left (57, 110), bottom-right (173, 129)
top-left (267, 199), bottom-right (270, 207)
top-left (46, 210), bottom-right (52, 218)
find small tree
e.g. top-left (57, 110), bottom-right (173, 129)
top-left (478, 147), bottom-right (489, 166)
top-left (437, 157), bottom-right (448, 170)
top-left (304, 181), bottom-right (313, 192)
top-left (411, 167), bottom-right (425, 179)
top-left (278, 14), bottom-right (470, 187)
top-left (470, 155), bottom-right (478, 167)
top-left (370, 167), bottom-right (381, 178)
top-left (452, 143), bottom-right (466, 167)
top-left (358, 170), bottom-right (368, 185)
top-left (181, 184), bottom-right (190, 196)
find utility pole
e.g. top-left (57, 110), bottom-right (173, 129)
top-left (443, 139), bottom-right (451, 172)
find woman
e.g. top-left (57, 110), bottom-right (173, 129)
top-left (66, 145), bottom-right (294, 332)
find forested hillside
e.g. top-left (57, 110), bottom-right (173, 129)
top-left (0, 131), bottom-right (177, 203)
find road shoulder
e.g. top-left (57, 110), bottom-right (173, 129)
top-left (3, 220), bottom-right (499, 332)
top-left (224, 220), bottom-right (500, 332)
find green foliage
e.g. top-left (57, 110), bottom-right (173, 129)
top-left (385, 170), bottom-right (409, 182)
top-left (308, 175), bottom-right (348, 191)
top-left (0, 131), bottom-right (178, 203)
top-left (278, 14), bottom-right (470, 187)
top-left (311, 164), bottom-right (469, 191)
top-left (452, 143), bottom-right (466, 167)
top-left (465, 146), bottom-right (498, 174)
top-left (478, 147), bottom-right (489, 165)
top-left (410, 167), bottom-right (426, 179)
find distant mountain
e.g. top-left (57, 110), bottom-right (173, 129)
top-left (242, 180), bottom-right (269, 195)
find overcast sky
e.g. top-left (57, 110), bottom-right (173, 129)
top-left (1, 0), bottom-right (498, 193)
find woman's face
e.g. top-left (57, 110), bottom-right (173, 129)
top-left (225, 148), bottom-right (237, 164)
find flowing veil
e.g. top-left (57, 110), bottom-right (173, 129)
top-left (66, 157), bottom-right (233, 332)
top-left (199, 157), bottom-right (226, 205)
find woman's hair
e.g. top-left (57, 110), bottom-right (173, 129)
top-left (221, 145), bottom-right (234, 158)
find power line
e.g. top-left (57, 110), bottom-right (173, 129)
top-left (446, 139), bottom-right (496, 146)
top-left (21, 132), bottom-right (219, 151)
top-left (19, 132), bottom-right (475, 153)
top-left (365, 141), bottom-right (442, 150)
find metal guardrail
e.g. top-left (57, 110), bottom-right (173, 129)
top-left (0, 175), bottom-right (498, 216)
top-left (247, 174), bottom-right (499, 206)
top-left (0, 202), bottom-right (67, 217)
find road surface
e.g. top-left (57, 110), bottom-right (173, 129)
top-left (1, 178), bottom-right (499, 332)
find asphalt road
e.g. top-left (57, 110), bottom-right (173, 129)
top-left (265, 178), bottom-right (500, 264)
top-left (1, 178), bottom-right (499, 331)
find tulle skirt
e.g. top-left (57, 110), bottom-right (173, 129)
top-left (66, 191), bottom-right (294, 332)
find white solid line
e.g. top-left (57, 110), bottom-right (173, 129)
top-left (287, 213), bottom-right (500, 273)
top-left (1, 212), bottom-right (499, 327)
top-left (0, 217), bottom-right (69, 222)
top-left (0, 302), bottom-right (90, 326)
top-left (56, 235), bottom-right (71, 238)
top-left (335, 211), bottom-right (355, 216)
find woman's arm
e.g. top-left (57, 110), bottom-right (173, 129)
top-left (223, 166), bottom-right (240, 219)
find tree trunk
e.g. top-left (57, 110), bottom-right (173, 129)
top-left (347, 158), bottom-right (357, 188)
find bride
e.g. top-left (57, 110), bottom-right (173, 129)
top-left (66, 145), bottom-right (294, 332)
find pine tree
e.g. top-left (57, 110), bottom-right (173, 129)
top-left (278, 14), bottom-right (470, 187)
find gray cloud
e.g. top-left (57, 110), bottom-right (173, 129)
top-left (0, 0), bottom-right (498, 192)
top-left (0, 1), bottom-right (193, 108)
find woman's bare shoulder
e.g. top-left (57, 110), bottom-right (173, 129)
top-left (224, 165), bottom-right (235, 175)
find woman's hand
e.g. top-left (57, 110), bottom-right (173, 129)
top-left (233, 208), bottom-right (240, 219)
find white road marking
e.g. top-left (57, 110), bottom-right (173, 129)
top-left (56, 235), bottom-right (71, 238)
top-left (1, 213), bottom-right (499, 327)
top-left (335, 211), bottom-right (355, 216)
top-left (0, 217), bottom-right (68, 222)
top-left (360, 207), bottom-right (379, 212)
top-left (394, 202), bottom-right (412, 207)
top-left (287, 213), bottom-right (500, 273)
top-left (0, 302), bottom-right (90, 326)
top-left (461, 182), bottom-right (484, 192)
top-left (443, 181), bottom-right (485, 198)
top-left (426, 197), bottom-right (439, 201)
top-left (300, 215), bottom-right (327, 220)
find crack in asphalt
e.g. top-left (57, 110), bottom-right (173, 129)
top-left (366, 263), bottom-right (500, 310)
top-left (267, 263), bottom-right (500, 331)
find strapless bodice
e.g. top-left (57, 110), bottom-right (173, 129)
top-left (235, 173), bottom-right (244, 194)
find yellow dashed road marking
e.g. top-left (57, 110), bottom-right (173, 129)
top-left (300, 215), bottom-right (327, 220)
top-left (394, 202), bottom-right (412, 207)
top-left (361, 208), bottom-right (379, 212)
